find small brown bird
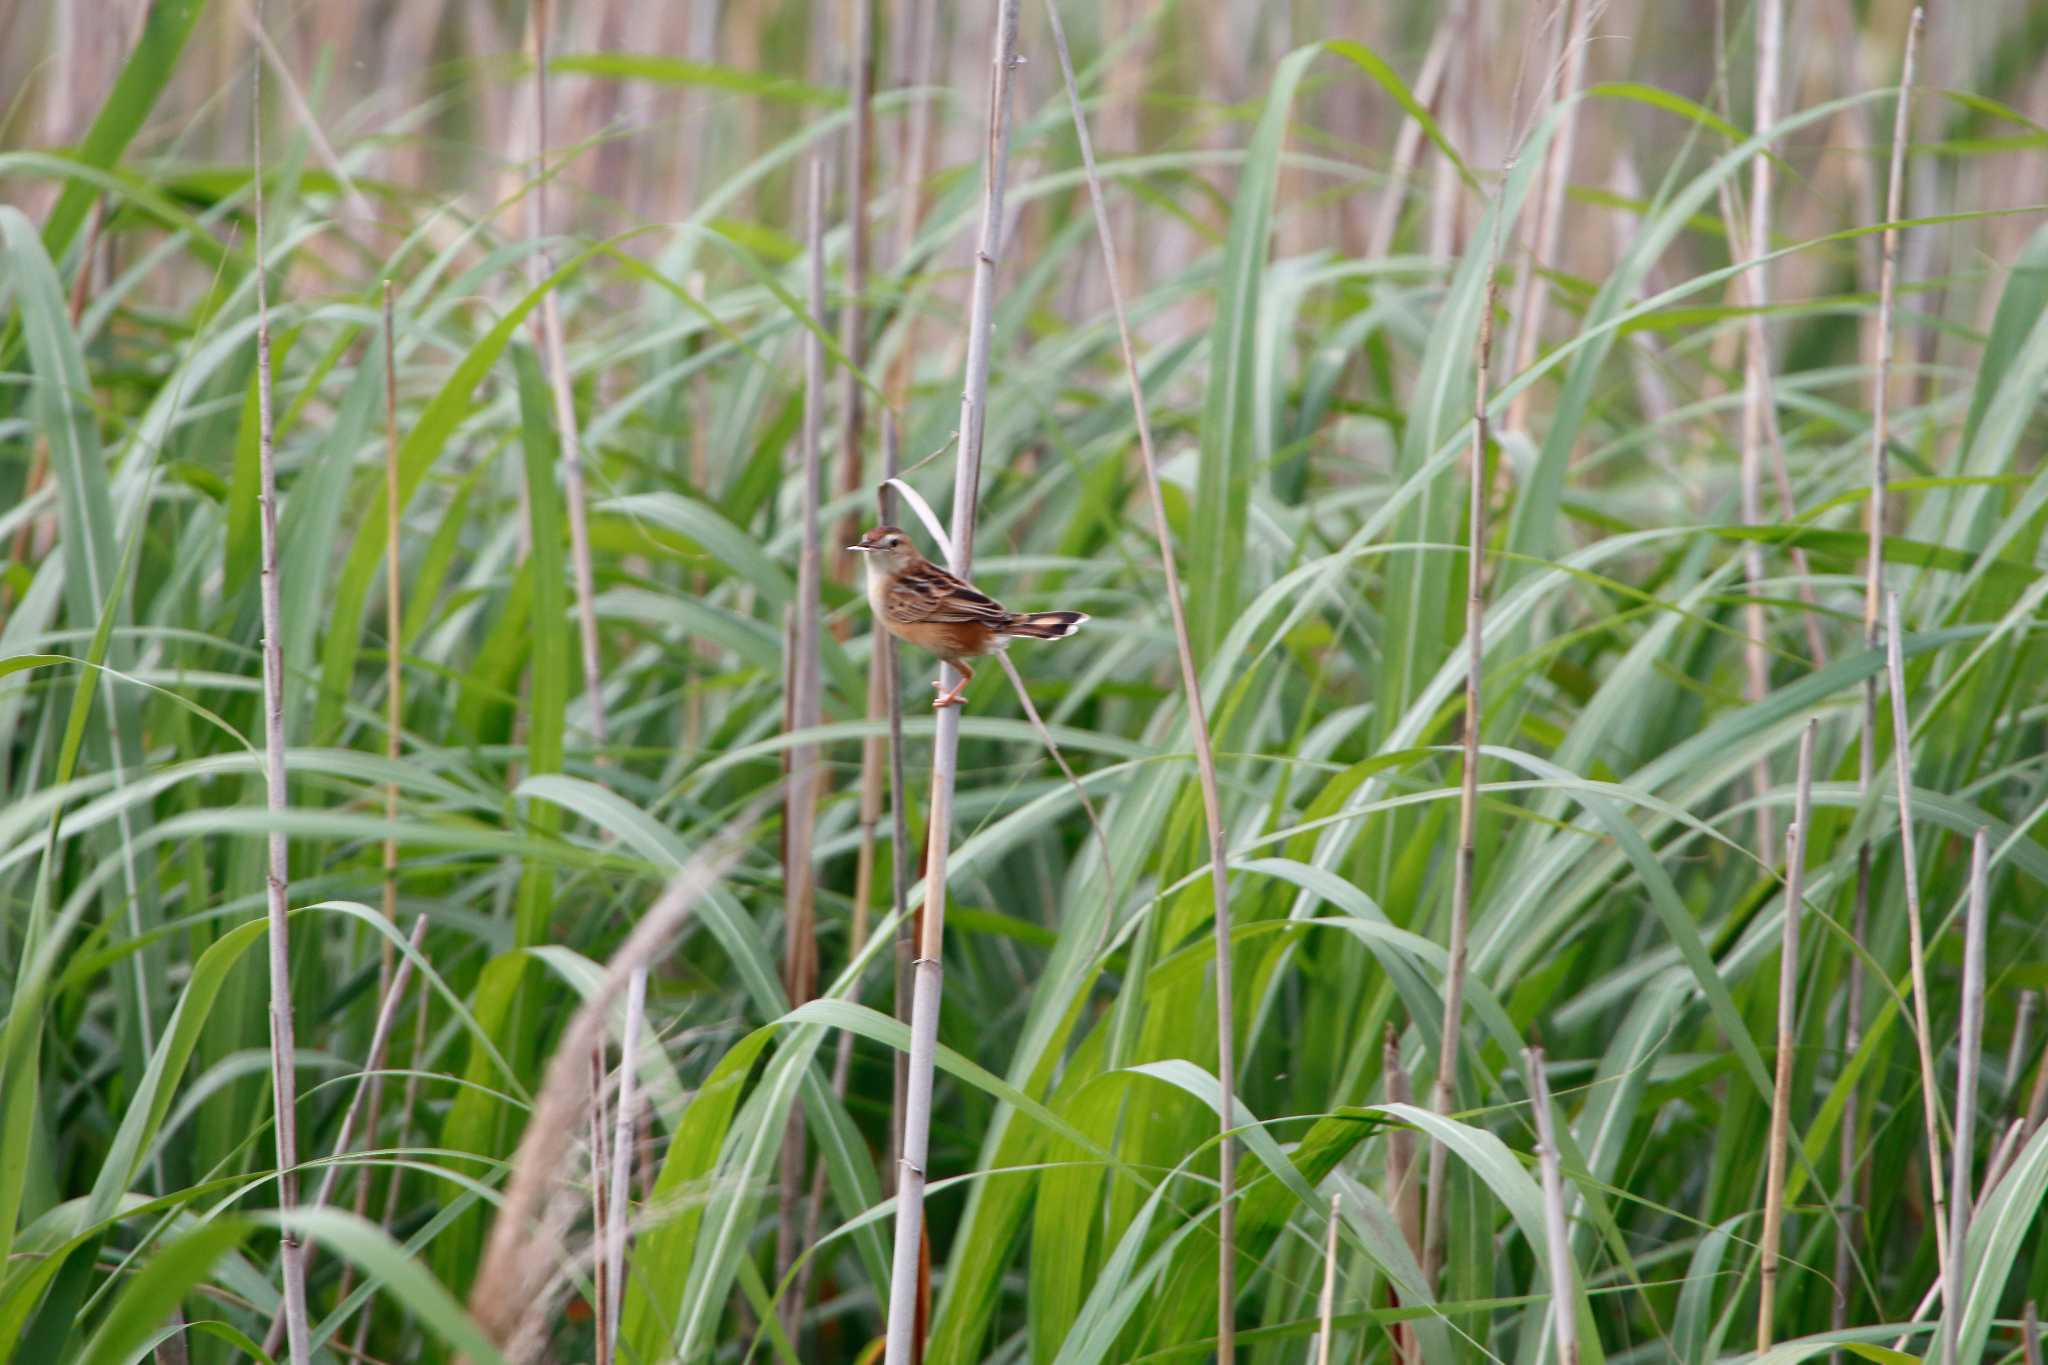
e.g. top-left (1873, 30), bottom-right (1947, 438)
top-left (849, 525), bottom-right (1088, 708)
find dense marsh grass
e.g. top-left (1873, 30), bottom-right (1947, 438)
top-left (2, 0), bottom-right (2047, 1361)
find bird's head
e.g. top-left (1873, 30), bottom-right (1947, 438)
top-left (848, 525), bottom-right (917, 572)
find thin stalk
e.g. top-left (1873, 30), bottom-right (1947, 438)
top-left (1942, 830), bottom-right (1988, 1365)
top-left (1528, 1047), bottom-right (1577, 1365)
top-left (1503, 0), bottom-right (1587, 437)
top-left (251, 44), bottom-right (312, 1365)
top-left (1759, 720), bottom-right (1816, 1351)
top-left (524, 0), bottom-right (609, 754)
top-left (832, 0), bottom-right (884, 1236)
top-left (1314, 1192), bottom-right (1341, 1365)
top-left (589, 1042), bottom-right (610, 1365)
top-left (1043, 8), bottom-right (1244, 1353)
top-left (336, 276), bottom-right (404, 1324)
top-left (1422, 196), bottom-right (1509, 1296)
top-left (883, 6), bottom-right (1022, 1357)
top-left (1841, 10), bottom-right (1922, 1337)
top-left (832, 0), bottom-right (876, 580)
top-left (233, 0), bottom-right (371, 219)
top-left (1734, 0), bottom-right (1782, 863)
top-left (379, 279), bottom-right (402, 1036)
top-left (2025, 1302), bottom-right (2043, 1365)
top-left (882, 414), bottom-right (912, 1201)
top-left (604, 968), bottom-right (646, 1357)
top-left (880, 0), bottom-right (932, 1200)
top-left (355, 965), bottom-right (430, 1358)
top-left (1885, 589), bottom-right (1950, 1283)
top-left (779, 155), bottom-right (830, 1346)
top-left (1383, 1025), bottom-right (1419, 1365)
top-left (262, 914), bottom-right (427, 1357)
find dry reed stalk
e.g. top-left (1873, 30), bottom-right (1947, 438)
top-left (379, 280), bottom-right (403, 1016)
top-left (250, 44), bottom-right (312, 1364)
top-left (1528, 1047), bottom-right (1577, 1365)
top-left (1733, 0), bottom-right (1783, 864)
top-left (1421, 191), bottom-right (1510, 1297)
top-left (262, 913), bottom-right (427, 1356)
top-left (1314, 1192), bottom-right (1341, 1365)
top-left (1367, 3), bottom-right (1464, 258)
top-left (467, 814), bottom-right (760, 1352)
top-left (832, 0), bottom-right (876, 581)
top-left (2026, 1302), bottom-right (2044, 1365)
top-left (523, 0), bottom-right (609, 755)
top-left (1503, 0), bottom-right (1588, 438)
top-left (588, 1043), bottom-right (610, 1365)
top-left (879, 415), bottom-right (914, 1200)
top-left (1382, 1025), bottom-right (1420, 1365)
top-left (604, 968), bottom-right (646, 1357)
top-left (1841, 9), bottom-right (1923, 1335)
top-left (1758, 720), bottom-right (1816, 1350)
top-left (1885, 589), bottom-right (1950, 1282)
top-left (877, 0), bottom-right (934, 1194)
top-left (1043, 8), bottom-right (1246, 1353)
top-left (778, 156), bottom-right (830, 1345)
top-left (1942, 830), bottom-right (1989, 1365)
top-left (354, 972), bottom-right (431, 1357)
top-left (882, 8), bottom-right (1023, 1357)
top-left (335, 277), bottom-right (406, 1309)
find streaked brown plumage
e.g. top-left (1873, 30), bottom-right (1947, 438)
top-left (849, 525), bottom-right (1088, 707)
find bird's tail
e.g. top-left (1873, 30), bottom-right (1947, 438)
top-left (998, 611), bottom-right (1089, 640)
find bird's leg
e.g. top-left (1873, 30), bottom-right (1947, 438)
top-left (931, 662), bottom-right (974, 709)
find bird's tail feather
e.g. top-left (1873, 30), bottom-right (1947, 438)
top-left (999, 611), bottom-right (1088, 640)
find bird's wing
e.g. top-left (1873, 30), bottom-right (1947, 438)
top-left (885, 562), bottom-right (1009, 626)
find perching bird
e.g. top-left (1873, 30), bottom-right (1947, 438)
top-left (848, 525), bottom-right (1088, 708)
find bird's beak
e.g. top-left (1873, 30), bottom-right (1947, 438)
top-left (847, 544), bottom-right (871, 552)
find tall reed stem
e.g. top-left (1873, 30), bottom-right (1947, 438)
top-left (1759, 719), bottom-right (1816, 1350)
top-left (1422, 204), bottom-right (1508, 1295)
top-left (251, 40), bottom-right (311, 1362)
top-left (778, 155), bottom-right (830, 1344)
top-left (1044, 7), bottom-right (1245, 1351)
top-left (1885, 589), bottom-right (1950, 1283)
top-left (1942, 830), bottom-right (1988, 1365)
top-left (262, 913), bottom-right (427, 1356)
top-left (1841, 9), bottom-right (1923, 1336)
top-left (832, 0), bottom-right (875, 579)
top-left (1734, 0), bottom-right (1783, 863)
top-left (605, 967), bottom-right (646, 1357)
top-left (882, 5), bottom-right (1021, 1360)
top-left (1314, 1192), bottom-right (1341, 1365)
top-left (1528, 1047), bottom-right (1577, 1365)
top-left (525, 0), bottom-right (609, 753)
